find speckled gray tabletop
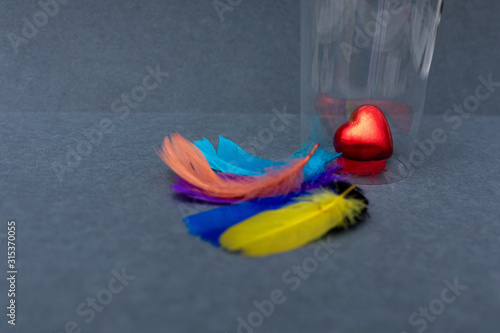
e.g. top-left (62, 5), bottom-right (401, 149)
top-left (0, 112), bottom-right (499, 333)
top-left (0, 1), bottom-right (499, 333)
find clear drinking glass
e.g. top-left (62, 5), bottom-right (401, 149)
top-left (301, 0), bottom-right (444, 184)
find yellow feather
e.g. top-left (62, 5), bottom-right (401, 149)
top-left (219, 186), bottom-right (367, 257)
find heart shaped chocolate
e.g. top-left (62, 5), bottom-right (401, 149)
top-left (333, 105), bottom-right (393, 161)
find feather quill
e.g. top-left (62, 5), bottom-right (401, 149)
top-left (219, 186), bottom-right (367, 256)
top-left (158, 133), bottom-right (319, 202)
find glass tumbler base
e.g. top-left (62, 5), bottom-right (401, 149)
top-left (348, 157), bottom-right (410, 185)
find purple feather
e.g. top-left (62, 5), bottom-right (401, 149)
top-left (301, 163), bottom-right (347, 191)
top-left (171, 179), bottom-right (240, 204)
top-left (171, 163), bottom-right (346, 204)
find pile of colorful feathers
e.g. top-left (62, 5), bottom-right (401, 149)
top-left (158, 133), bottom-right (369, 257)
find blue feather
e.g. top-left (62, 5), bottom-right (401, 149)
top-left (193, 136), bottom-right (340, 180)
top-left (184, 195), bottom-right (293, 246)
top-left (217, 136), bottom-right (284, 172)
top-left (194, 137), bottom-right (282, 175)
top-left (308, 113), bottom-right (331, 147)
top-left (289, 143), bottom-right (341, 180)
top-left (183, 161), bottom-right (347, 247)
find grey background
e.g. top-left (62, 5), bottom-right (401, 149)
top-left (0, 0), bottom-right (499, 116)
top-left (0, 1), bottom-right (499, 333)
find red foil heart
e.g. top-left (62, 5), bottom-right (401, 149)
top-left (333, 105), bottom-right (393, 161)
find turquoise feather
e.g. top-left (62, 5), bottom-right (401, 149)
top-left (194, 136), bottom-right (341, 180)
top-left (194, 137), bottom-right (281, 176)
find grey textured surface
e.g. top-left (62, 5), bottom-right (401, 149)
top-left (0, 112), bottom-right (499, 333)
top-left (1, 1), bottom-right (500, 333)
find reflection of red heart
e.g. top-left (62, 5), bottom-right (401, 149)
top-left (333, 105), bottom-right (393, 161)
top-left (315, 94), bottom-right (413, 134)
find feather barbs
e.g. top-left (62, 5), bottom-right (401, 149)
top-left (219, 186), bottom-right (367, 256)
top-left (158, 133), bottom-right (370, 257)
top-left (158, 133), bottom-right (319, 202)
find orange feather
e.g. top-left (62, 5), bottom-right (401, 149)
top-left (158, 133), bottom-right (319, 201)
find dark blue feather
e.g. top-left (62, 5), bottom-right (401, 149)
top-left (182, 162), bottom-right (348, 245)
top-left (183, 195), bottom-right (293, 246)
